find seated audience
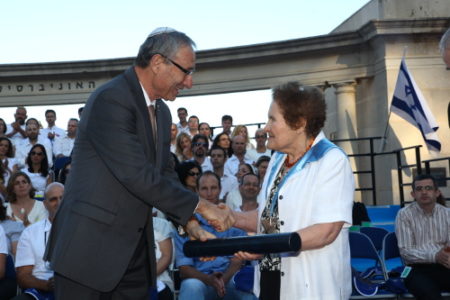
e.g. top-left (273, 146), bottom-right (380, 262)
top-left (153, 216), bottom-right (175, 300)
top-left (15, 123), bottom-right (53, 168)
top-left (176, 161), bottom-right (202, 193)
top-left (210, 146), bottom-right (237, 201)
top-left (0, 118), bottom-right (7, 138)
top-left (176, 107), bottom-right (189, 135)
top-left (0, 137), bottom-right (19, 187)
top-left (191, 134), bottom-right (212, 172)
top-left (5, 172), bottom-right (47, 226)
top-left (225, 163), bottom-right (255, 211)
top-left (396, 174), bottom-right (450, 299)
top-left (176, 132), bottom-right (193, 162)
top-left (170, 123), bottom-right (178, 153)
top-left (212, 133), bottom-right (232, 158)
top-left (231, 125), bottom-right (254, 150)
top-left (6, 107), bottom-right (27, 146)
top-left (174, 171), bottom-right (256, 300)
top-left (187, 115), bottom-right (200, 138)
top-left (40, 110), bottom-right (65, 143)
top-left (21, 144), bottom-right (53, 196)
top-left (12, 182), bottom-right (64, 300)
top-left (218, 115), bottom-right (233, 137)
top-left (246, 129), bottom-right (271, 162)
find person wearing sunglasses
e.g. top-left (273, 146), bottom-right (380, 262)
top-left (45, 27), bottom-right (234, 299)
top-left (176, 161), bottom-right (202, 193)
top-left (21, 144), bottom-right (53, 197)
top-left (191, 134), bottom-right (212, 172)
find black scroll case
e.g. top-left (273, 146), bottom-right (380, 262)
top-left (183, 232), bottom-right (301, 257)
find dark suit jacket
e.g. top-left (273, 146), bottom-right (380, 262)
top-left (45, 67), bottom-right (198, 292)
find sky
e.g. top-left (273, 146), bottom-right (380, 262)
top-left (0, 0), bottom-right (371, 134)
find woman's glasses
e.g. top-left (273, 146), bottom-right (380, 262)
top-left (187, 171), bottom-right (200, 177)
top-left (30, 151), bottom-right (44, 156)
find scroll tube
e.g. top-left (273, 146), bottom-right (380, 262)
top-left (183, 232), bottom-right (301, 257)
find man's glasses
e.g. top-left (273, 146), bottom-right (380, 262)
top-left (30, 151), bottom-right (44, 156)
top-left (158, 53), bottom-right (194, 76)
top-left (187, 171), bottom-right (201, 177)
top-left (193, 142), bottom-right (208, 148)
top-left (255, 135), bottom-right (267, 139)
top-left (414, 185), bottom-right (435, 192)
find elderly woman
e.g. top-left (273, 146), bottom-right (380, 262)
top-left (5, 172), bottom-right (47, 226)
top-left (232, 82), bottom-right (354, 300)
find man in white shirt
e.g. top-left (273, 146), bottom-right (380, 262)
top-left (41, 110), bottom-right (66, 143)
top-left (5, 106), bottom-right (27, 146)
top-left (176, 107), bottom-right (189, 135)
top-left (395, 174), bottom-right (450, 299)
top-left (53, 119), bottom-right (78, 158)
top-left (246, 129), bottom-right (271, 162)
top-left (187, 115), bottom-right (199, 138)
top-left (14, 182), bottom-right (64, 300)
top-left (210, 146), bottom-right (237, 201)
top-left (15, 123), bottom-right (53, 168)
top-left (224, 135), bottom-right (253, 176)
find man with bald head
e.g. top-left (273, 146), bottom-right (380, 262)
top-left (247, 128), bottom-right (271, 162)
top-left (224, 135), bottom-right (254, 177)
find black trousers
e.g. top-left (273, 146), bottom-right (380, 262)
top-left (405, 263), bottom-right (450, 300)
top-left (54, 231), bottom-right (151, 300)
top-left (259, 270), bottom-right (280, 300)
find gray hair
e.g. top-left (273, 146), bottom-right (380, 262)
top-left (45, 182), bottom-right (64, 199)
top-left (439, 27), bottom-right (450, 54)
top-left (135, 28), bottom-right (196, 68)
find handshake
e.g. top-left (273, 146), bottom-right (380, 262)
top-left (184, 199), bottom-right (236, 241)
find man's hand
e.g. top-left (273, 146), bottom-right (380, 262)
top-left (204, 272), bottom-right (225, 297)
top-left (185, 218), bottom-right (216, 241)
top-left (196, 199), bottom-right (235, 232)
top-left (436, 247), bottom-right (450, 268)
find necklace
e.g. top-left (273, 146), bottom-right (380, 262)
top-left (284, 137), bottom-right (315, 168)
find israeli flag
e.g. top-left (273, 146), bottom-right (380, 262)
top-left (390, 58), bottom-right (441, 153)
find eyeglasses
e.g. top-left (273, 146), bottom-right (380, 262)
top-left (158, 53), bottom-right (194, 76)
top-left (30, 151), bottom-right (44, 156)
top-left (187, 171), bottom-right (201, 177)
top-left (414, 185), bottom-right (435, 191)
top-left (255, 135), bottom-right (267, 139)
top-left (193, 142), bottom-right (208, 148)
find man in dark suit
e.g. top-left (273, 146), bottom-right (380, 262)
top-left (45, 27), bottom-right (233, 299)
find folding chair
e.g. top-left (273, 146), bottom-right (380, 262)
top-left (349, 232), bottom-right (397, 299)
top-left (360, 226), bottom-right (389, 252)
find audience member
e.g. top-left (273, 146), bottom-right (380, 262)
top-left (255, 155), bottom-right (270, 183)
top-left (0, 118), bottom-right (7, 137)
top-left (238, 174), bottom-right (260, 212)
top-left (231, 125), bottom-right (254, 150)
top-left (77, 107), bottom-right (84, 119)
top-left (220, 115), bottom-right (233, 136)
top-left (170, 123), bottom-right (178, 153)
top-left (246, 129), bottom-right (271, 162)
top-left (210, 146), bottom-right (237, 201)
top-left (191, 134), bottom-right (212, 172)
top-left (197, 171), bottom-right (222, 204)
top-left (440, 27), bottom-right (450, 68)
top-left (12, 182), bottom-right (64, 300)
top-left (224, 135), bottom-right (254, 176)
top-left (0, 203), bottom-right (24, 256)
top-left (176, 107), bottom-right (189, 134)
top-left (213, 132), bottom-right (232, 158)
top-left (187, 115), bottom-right (200, 138)
top-left (21, 144), bottom-right (53, 196)
top-left (0, 225), bottom-right (17, 299)
top-left (5, 172), bottom-right (47, 226)
top-left (153, 216), bottom-right (175, 300)
top-left (15, 123), bottom-right (53, 168)
top-left (396, 174), bottom-right (450, 299)
top-left (225, 163), bottom-right (255, 211)
top-left (174, 171), bottom-right (256, 300)
top-left (53, 118), bottom-right (78, 159)
top-left (176, 132), bottom-right (193, 162)
top-left (199, 122), bottom-right (214, 147)
top-left (40, 110), bottom-right (65, 143)
top-left (176, 161), bottom-right (202, 193)
top-left (57, 159), bottom-right (71, 185)
top-left (5, 106), bottom-right (27, 145)
top-left (0, 137), bottom-right (18, 200)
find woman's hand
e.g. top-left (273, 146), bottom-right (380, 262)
top-left (234, 251), bottom-right (263, 261)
